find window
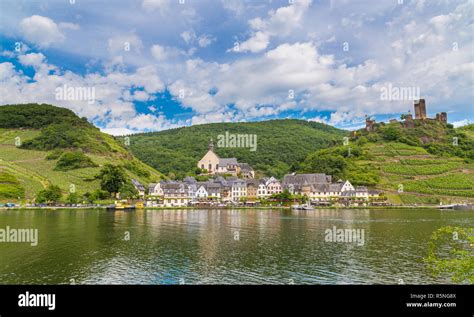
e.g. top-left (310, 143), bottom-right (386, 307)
top-left (201, 164), bottom-right (204, 169)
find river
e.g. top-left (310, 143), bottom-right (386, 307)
top-left (0, 208), bottom-right (472, 284)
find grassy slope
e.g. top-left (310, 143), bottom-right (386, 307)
top-left (345, 122), bottom-right (473, 204)
top-left (125, 119), bottom-right (346, 178)
top-left (0, 129), bottom-right (164, 202)
top-left (363, 141), bottom-right (473, 204)
top-left (0, 104), bottom-right (165, 202)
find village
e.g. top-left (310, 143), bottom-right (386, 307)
top-left (129, 139), bottom-right (387, 208)
top-left (130, 99), bottom-right (446, 209)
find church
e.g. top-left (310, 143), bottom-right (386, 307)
top-left (197, 139), bottom-right (255, 178)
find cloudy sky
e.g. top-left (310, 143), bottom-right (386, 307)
top-left (0, 0), bottom-right (472, 134)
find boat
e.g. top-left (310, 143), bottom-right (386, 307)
top-left (439, 203), bottom-right (473, 210)
top-left (454, 204), bottom-right (474, 211)
top-left (438, 204), bottom-right (456, 209)
top-left (106, 200), bottom-right (136, 211)
top-left (291, 204), bottom-right (314, 210)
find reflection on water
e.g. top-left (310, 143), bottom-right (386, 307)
top-left (0, 208), bottom-right (472, 284)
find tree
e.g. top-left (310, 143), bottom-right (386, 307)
top-left (382, 127), bottom-right (401, 141)
top-left (301, 152), bottom-right (347, 179)
top-left (271, 189), bottom-right (293, 202)
top-left (424, 226), bottom-right (474, 284)
top-left (36, 185), bottom-right (62, 204)
top-left (96, 164), bottom-right (127, 197)
top-left (119, 181), bottom-right (139, 199)
top-left (83, 189), bottom-right (108, 204)
top-left (54, 151), bottom-right (97, 171)
top-left (66, 192), bottom-right (79, 204)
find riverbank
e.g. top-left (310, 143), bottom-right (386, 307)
top-left (0, 205), bottom-right (453, 211)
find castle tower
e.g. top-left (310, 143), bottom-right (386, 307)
top-left (436, 112), bottom-right (447, 124)
top-left (414, 99), bottom-right (426, 119)
top-left (365, 115), bottom-right (375, 132)
top-left (404, 110), bottom-right (414, 128)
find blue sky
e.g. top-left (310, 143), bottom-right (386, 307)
top-left (0, 0), bottom-right (472, 135)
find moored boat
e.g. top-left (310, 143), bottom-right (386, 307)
top-left (106, 200), bottom-right (136, 211)
top-left (454, 204), bottom-right (473, 210)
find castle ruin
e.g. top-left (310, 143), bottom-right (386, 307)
top-left (365, 115), bottom-right (376, 132)
top-left (414, 99), bottom-right (426, 119)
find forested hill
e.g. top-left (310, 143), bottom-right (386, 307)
top-left (0, 104), bottom-right (164, 202)
top-left (124, 119), bottom-right (347, 178)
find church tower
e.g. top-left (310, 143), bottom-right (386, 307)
top-left (208, 138), bottom-right (214, 152)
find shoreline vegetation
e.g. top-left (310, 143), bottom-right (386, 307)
top-left (0, 205), bottom-right (457, 210)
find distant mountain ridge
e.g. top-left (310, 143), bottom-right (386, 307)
top-left (123, 119), bottom-right (347, 179)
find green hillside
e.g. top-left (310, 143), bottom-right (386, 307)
top-left (0, 104), bottom-right (164, 203)
top-left (124, 119), bottom-right (346, 179)
top-left (300, 120), bottom-right (474, 205)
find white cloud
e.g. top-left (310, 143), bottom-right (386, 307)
top-left (58, 22), bottom-right (80, 31)
top-left (150, 44), bottom-right (184, 61)
top-left (220, 0), bottom-right (245, 15)
top-left (142, 0), bottom-right (169, 12)
top-left (180, 30), bottom-right (195, 44)
top-left (3, 0), bottom-right (472, 129)
top-left (19, 15), bottom-right (65, 48)
top-left (236, 0), bottom-right (313, 53)
top-left (108, 33), bottom-right (143, 54)
top-left (180, 30), bottom-right (215, 48)
top-left (452, 119), bottom-right (472, 128)
top-left (18, 52), bottom-right (46, 67)
top-left (197, 35), bottom-right (215, 48)
top-left (100, 127), bottom-right (136, 136)
top-left (0, 55), bottom-right (167, 134)
top-left (238, 32), bottom-right (270, 53)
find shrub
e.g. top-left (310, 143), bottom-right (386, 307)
top-left (54, 152), bottom-right (97, 171)
top-left (45, 149), bottom-right (63, 160)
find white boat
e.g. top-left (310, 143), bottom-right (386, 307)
top-left (291, 204), bottom-right (314, 210)
top-left (439, 204), bottom-right (473, 210)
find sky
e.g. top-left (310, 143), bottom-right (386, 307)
top-left (0, 0), bottom-right (472, 135)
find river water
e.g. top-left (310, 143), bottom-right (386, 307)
top-left (0, 208), bottom-right (472, 284)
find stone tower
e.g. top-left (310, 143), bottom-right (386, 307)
top-left (404, 110), bottom-right (414, 128)
top-left (414, 99), bottom-right (426, 119)
top-left (365, 115), bottom-right (375, 132)
top-left (436, 112), bottom-right (447, 123)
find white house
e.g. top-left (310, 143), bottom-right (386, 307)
top-left (266, 177), bottom-right (282, 195)
top-left (231, 179), bottom-right (247, 202)
top-left (340, 180), bottom-right (355, 192)
top-left (148, 183), bottom-right (164, 196)
top-left (257, 179), bottom-right (268, 198)
top-left (195, 185), bottom-right (209, 200)
top-left (162, 182), bottom-right (191, 207)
